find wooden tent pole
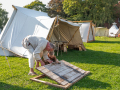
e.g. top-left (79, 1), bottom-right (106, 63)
top-left (47, 17), bottom-right (57, 41)
top-left (12, 5), bottom-right (17, 10)
top-left (91, 23), bottom-right (95, 41)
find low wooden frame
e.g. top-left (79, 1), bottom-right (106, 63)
top-left (30, 60), bottom-right (90, 89)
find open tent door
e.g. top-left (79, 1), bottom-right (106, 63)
top-left (47, 17), bottom-right (86, 51)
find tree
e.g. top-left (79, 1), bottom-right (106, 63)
top-left (0, 3), bottom-right (8, 30)
top-left (63, 0), bottom-right (118, 26)
top-left (24, 0), bottom-right (47, 12)
top-left (113, 2), bottom-right (120, 18)
top-left (48, 0), bottom-right (67, 18)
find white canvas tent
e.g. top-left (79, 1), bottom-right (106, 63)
top-left (94, 27), bottom-right (109, 37)
top-left (109, 22), bottom-right (120, 37)
top-left (0, 5), bottom-right (86, 57)
top-left (73, 21), bottom-right (95, 42)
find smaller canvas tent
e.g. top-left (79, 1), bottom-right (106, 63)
top-left (0, 5), bottom-right (86, 57)
top-left (73, 21), bottom-right (95, 42)
top-left (109, 22), bottom-right (120, 37)
top-left (94, 27), bottom-right (109, 37)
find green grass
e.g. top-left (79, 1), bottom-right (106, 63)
top-left (0, 36), bottom-right (120, 90)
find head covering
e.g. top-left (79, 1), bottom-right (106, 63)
top-left (22, 37), bottom-right (30, 49)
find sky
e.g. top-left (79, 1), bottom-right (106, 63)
top-left (0, 0), bottom-right (50, 18)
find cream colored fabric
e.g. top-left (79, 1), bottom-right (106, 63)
top-left (22, 35), bottom-right (49, 68)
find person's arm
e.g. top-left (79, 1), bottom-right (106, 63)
top-left (43, 50), bottom-right (53, 63)
top-left (33, 44), bottom-right (46, 66)
top-left (43, 50), bottom-right (49, 60)
top-left (33, 42), bottom-right (46, 60)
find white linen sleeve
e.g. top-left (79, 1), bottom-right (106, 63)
top-left (33, 42), bottom-right (46, 60)
top-left (43, 50), bottom-right (49, 60)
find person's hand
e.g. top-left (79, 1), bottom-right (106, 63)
top-left (46, 59), bottom-right (53, 64)
top-left (55, 59), bottom-right (60, 63)
top-left (37, 59), bottom-right (45, 66)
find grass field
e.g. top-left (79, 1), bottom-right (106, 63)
top-left (0, 36), bottom-right (120, 90)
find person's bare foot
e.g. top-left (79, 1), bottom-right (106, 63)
top-left (28, 72), bottom-right (37, 75)
top-left (36, 60), bottom-right (45, 67)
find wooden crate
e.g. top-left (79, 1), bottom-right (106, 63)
top-left (30, 60), bottom-right (90, 89)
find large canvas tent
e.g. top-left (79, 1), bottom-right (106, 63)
top-left (109, 22), bottom-right (120, 37)
top-left (73, 21), bottom-right (95, 42)
top-left (0, 5), bottom-right (86, 58)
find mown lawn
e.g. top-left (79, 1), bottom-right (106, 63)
top-left (0, 36), bottom-right (120, 90)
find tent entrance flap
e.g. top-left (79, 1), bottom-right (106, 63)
top-left (67, 27), bottom-right (79, 46)
top-left (59, 29), bottom-right (69, 42)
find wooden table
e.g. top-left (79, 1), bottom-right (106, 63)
top-left (54, 41), bottom-right (68, 56)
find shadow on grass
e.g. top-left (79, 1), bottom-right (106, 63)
top-left (89, 40), bottom-right (120, 44)
top-left (57, 49), bottom-right (120, 66)
top-left (69, 75), bottom-right (111, 89)
top-left (0, 82), bottom-right (32, 90)
top-left (52, 50), bottom-right (114, 89)
top-left (45, 74), bottom-right (111, 90)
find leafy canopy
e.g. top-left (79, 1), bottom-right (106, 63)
top-left (0, 3), bottom-right (8, 30)
top-left (48, 0), bottom-right (67, 18)
top-left (24, 0), bottom-right (47, 12)
top-left (63, 0), bottom-right (118, 26)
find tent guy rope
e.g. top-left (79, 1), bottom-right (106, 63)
top-left (0, 42), bottom-right (13, 77)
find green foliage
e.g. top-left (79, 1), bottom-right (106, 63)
top-left (47, 0), bottom-right (67, 18)
top-left (0, 36), bottom-right (120, 90)
top-left (24, 0), bottom-right (47, 12)
top-left (0, 3), bottom-right (8, 30)
top-left (113, 2), bottom-right (120, 18)
top-left (63, 0), bottom-right (118, 26)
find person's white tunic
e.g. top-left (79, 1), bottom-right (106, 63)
top-left (22, 35), bottom-right (49, 68)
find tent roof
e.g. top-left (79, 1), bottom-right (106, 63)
top-left (12, 5), bottom-right (51, 20)
top-left (96, 27), bottom-right (107, 29)
top-left (59, 19), bottom-right (81, 27)
top-left (13, 5), bottom-right (82, 27)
